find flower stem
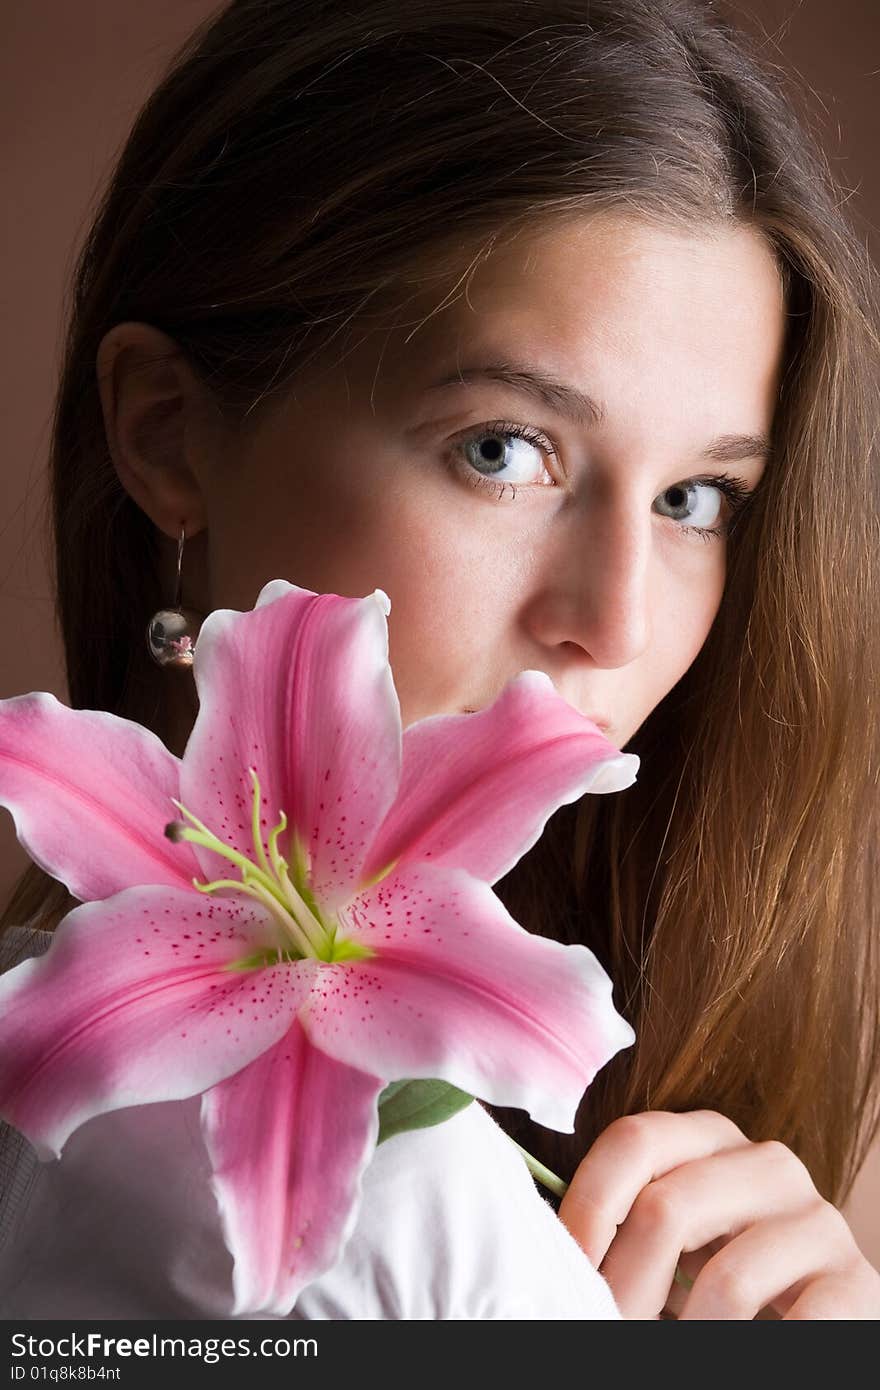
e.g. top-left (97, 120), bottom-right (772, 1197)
top-left (511, 1140), bottom-right (569, 1198)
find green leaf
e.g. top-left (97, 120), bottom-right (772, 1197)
top-left (376, 1078), bottom-right (475, 1145)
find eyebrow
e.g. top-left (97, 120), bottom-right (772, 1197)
top-left (422, 361), bottom-right (773, 464)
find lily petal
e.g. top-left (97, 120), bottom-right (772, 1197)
top-left (0, 885), bottom-right (315, 1158)
top-left (304, 861), bottom-right (635, 1132)
top-left (0, 692), bottom-right (200, 900)
top-left (202, 1020), bottom-right (383, 1316)
top-left (358, 669), bottom-right (639, 891)
top-left (179, 582), bottom-right (402, 914)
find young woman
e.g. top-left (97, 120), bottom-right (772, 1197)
top-left (1, 0), bottom-right (878, 1318)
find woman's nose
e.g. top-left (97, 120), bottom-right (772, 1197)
top-left (527, 499), bottom-right (653, 670)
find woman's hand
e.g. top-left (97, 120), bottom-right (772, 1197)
top-left (558, 1110), bottom-right (880, 1319)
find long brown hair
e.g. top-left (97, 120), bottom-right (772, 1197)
top-left (3, 0), bottom-right (878, 1205)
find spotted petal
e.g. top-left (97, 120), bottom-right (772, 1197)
top-left (358, 670), bottom-right (637, 892)
top-left (0, 693), bottom-right (200, 900)
top-left (202, 1022), bottom-right (383, 1316)
top-left (179, 581), bottom-right (402, 916)
top-left (0, 884), bottom-right (316, 1158)
top-left (301, 860), bottom-right (635, 1132)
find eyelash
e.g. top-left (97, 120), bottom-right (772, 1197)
top-left (449, 419), bottom-right (754, 543)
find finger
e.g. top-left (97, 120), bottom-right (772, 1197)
top-left (784, 1268), bottom-right (880, 1320)
top-left (679, 1200), bottom-right (857, 1320)
top-left (659, 1244), bottom-right (721, 1319)
top-left (558, 1109), bottom-right (748, 1266)
top-left (662, 1246), bottom-right (784, 1320)
top-left (600, 1141), bottom-right (818, 1319)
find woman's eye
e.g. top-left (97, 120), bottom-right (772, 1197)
top-left (655, 481), bottom-right (723, 532)
top-left (450, 421), bottom-right (556, 498)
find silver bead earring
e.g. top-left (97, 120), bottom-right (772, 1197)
top-left (146, 522), bottom-right (204, 669)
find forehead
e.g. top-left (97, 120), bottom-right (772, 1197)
top-left (453, 216), bottom-right (774, 350)
top-left (360, 213), bottom-right (787, 419)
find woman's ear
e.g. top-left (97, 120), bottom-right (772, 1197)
top-left (95, 321), bottom-right (221, 541)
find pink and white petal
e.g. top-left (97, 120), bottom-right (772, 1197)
top-left (179, 582), bottom-right (402, 915)
top-left (202, 1020), bottom-right (383, 1316)
top-left (357, 669), bottom-right (638, 892)
top-left (304, 861), bottom-right (635, 1133)
top-left (0, 883), bottom-right (317, 1159)
top-left (0, 692), bottom-right (200, 901)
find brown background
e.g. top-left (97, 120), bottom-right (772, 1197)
top-left (1, 1), bottom-right (879, 1251)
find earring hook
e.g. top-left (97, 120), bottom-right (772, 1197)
top-left (173, 522), bottom-right (185, 611)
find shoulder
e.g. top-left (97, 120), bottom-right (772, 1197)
top-left (293, 1102), bottom-right (621, 1320)
top-left (0, 1091), bottom-right (621, 1320)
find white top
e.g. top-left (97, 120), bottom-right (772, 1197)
top-left (0, 925), bottom-right (619, 1320)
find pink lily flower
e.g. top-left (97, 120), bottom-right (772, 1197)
top-left (0, 580), bottom-right (638, 1316)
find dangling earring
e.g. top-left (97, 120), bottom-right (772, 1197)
top-left (146, 522), bottom-right (204, 669)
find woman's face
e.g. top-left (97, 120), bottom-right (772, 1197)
top-left (196, 215), bottom-right (785, 746)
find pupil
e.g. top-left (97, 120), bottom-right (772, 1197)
top-left (480, 437), bottom-right (504, 462)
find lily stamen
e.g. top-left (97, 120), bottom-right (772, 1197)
top-left (167, 788), bottom-right (332, 959)
top-left (267, 808), bottom-right (289, 885)
top-left (168, 798), bottom-right (275, 897)
top-left (247, 765), bottom-right (272, 880)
